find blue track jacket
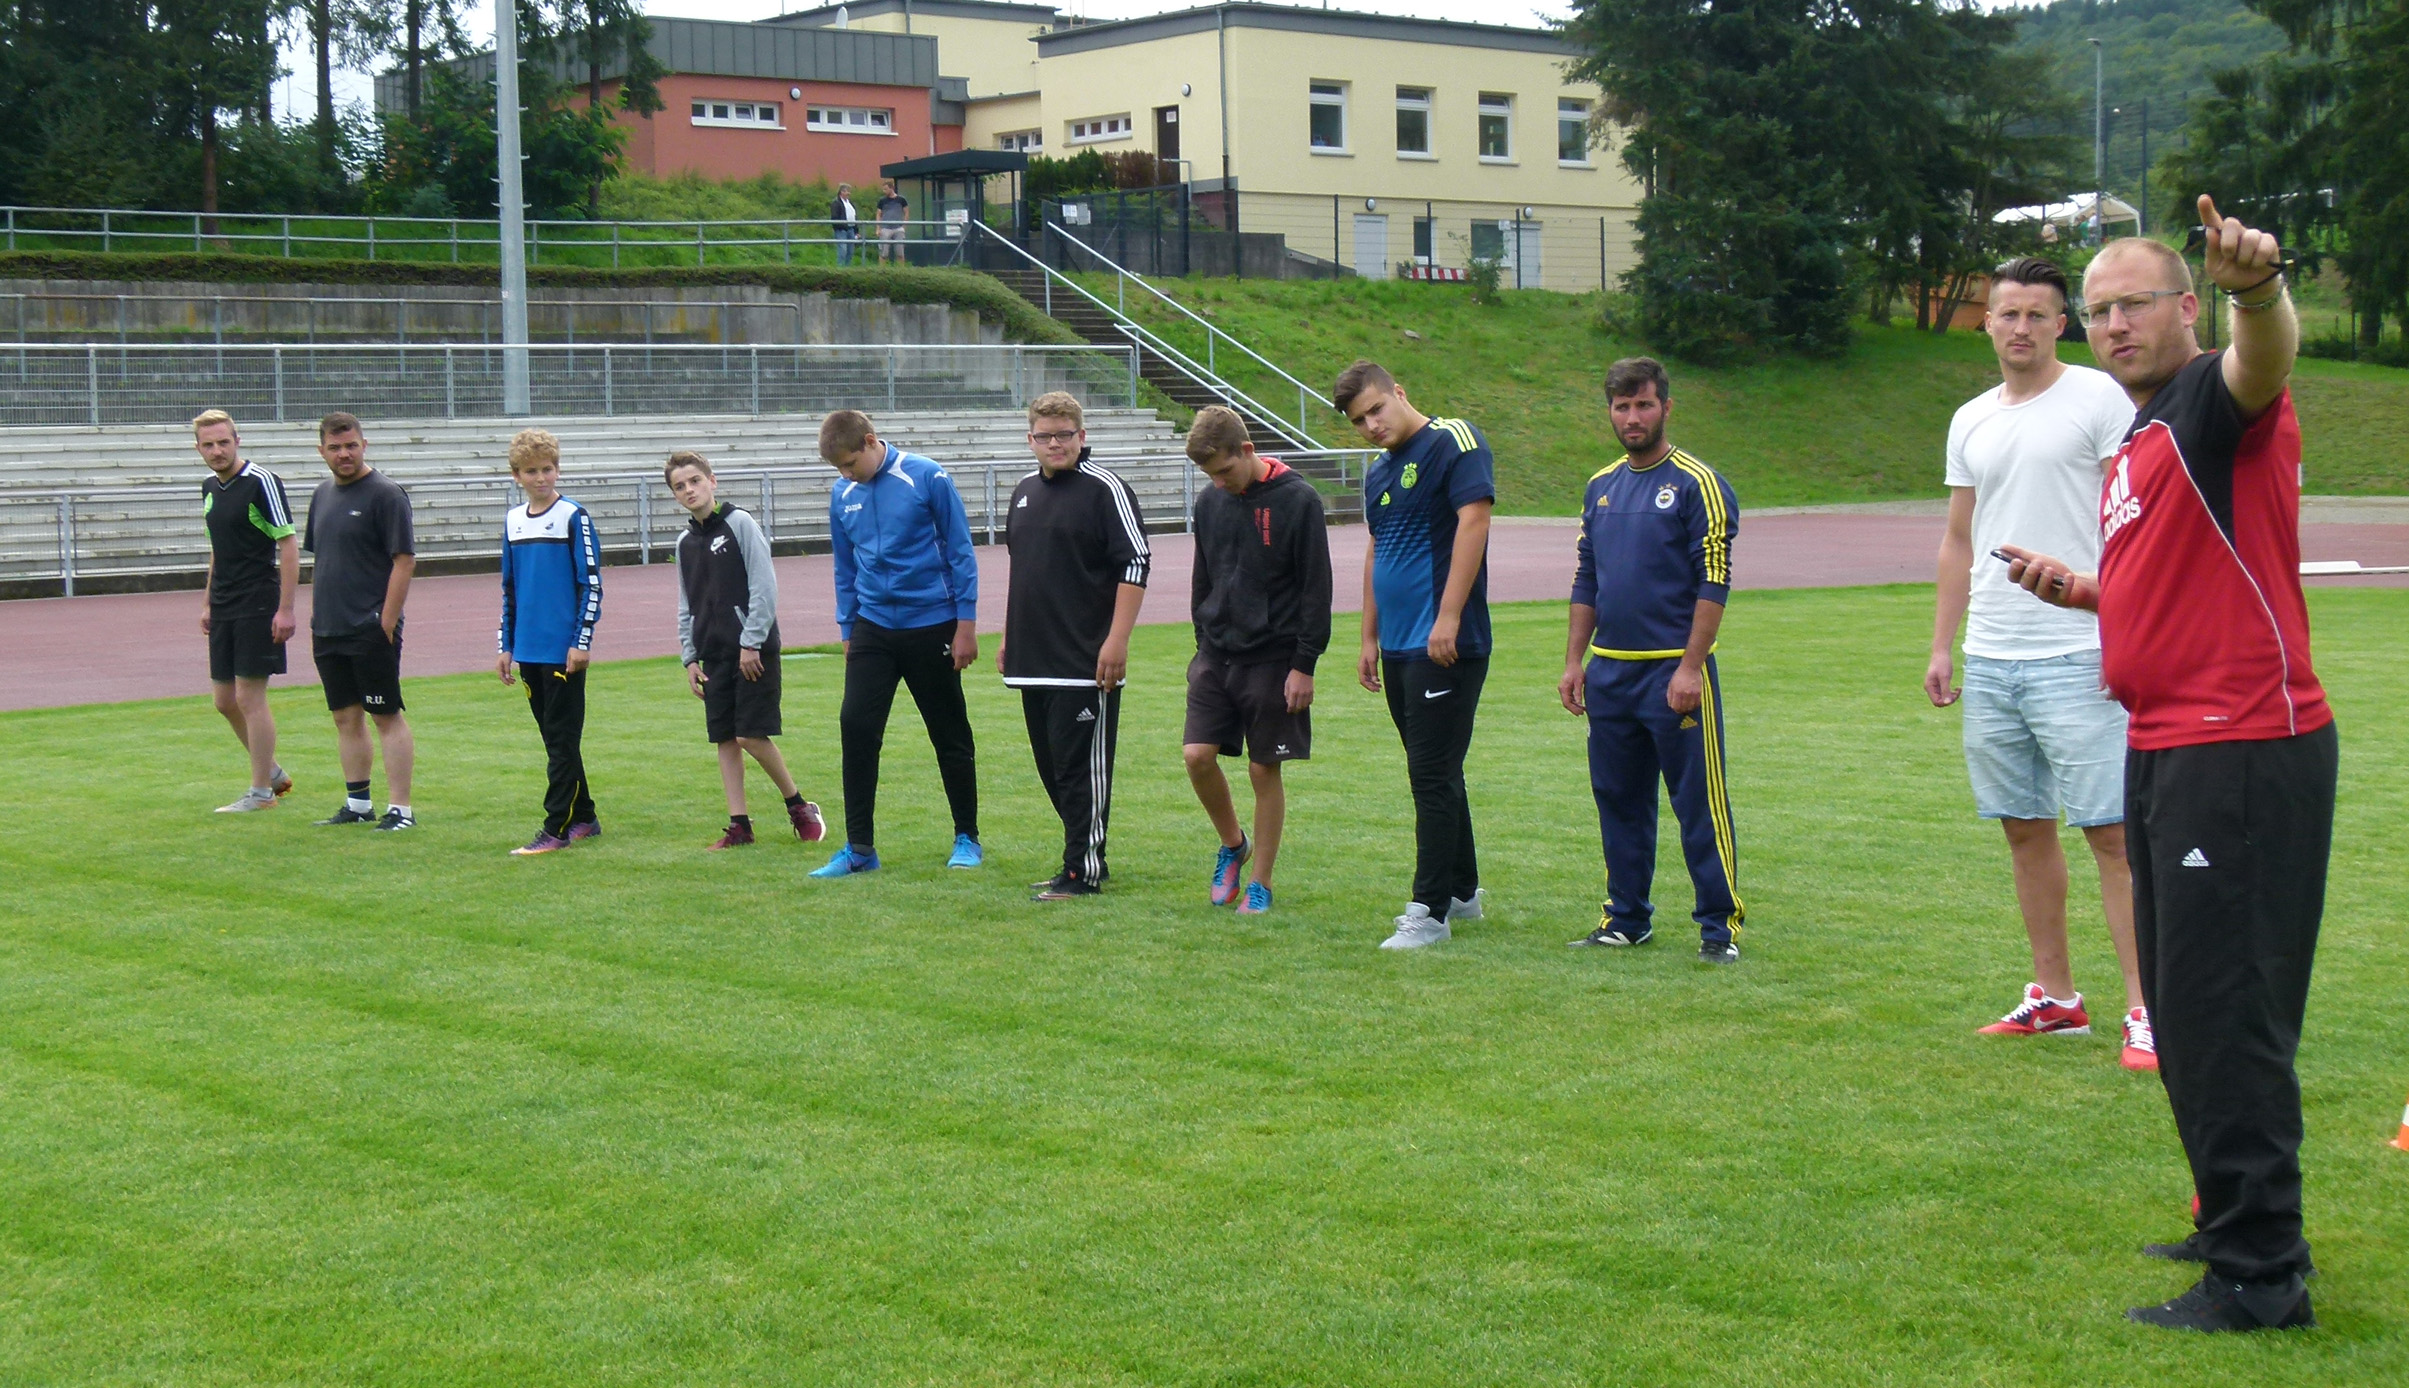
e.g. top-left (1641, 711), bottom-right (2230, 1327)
top-left (830, 444), bottom-right (980, 640)
top-left (498, 496), bottom-right (602, 664)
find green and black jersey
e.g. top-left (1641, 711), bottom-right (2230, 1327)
top-left (202, 461), bottom-right (296, 618)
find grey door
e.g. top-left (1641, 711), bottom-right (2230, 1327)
top-left (1352, 214), bottom-right (1389, 279)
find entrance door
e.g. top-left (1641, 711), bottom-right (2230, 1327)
top-left (1352, 214), bottom-right (1389, 279)
top-left (1154, 105), bottom-right (1181, 163)
top-left (1511, 221), bottom-right (1543, 287)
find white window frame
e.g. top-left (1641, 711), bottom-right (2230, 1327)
top-left (1478, 92), bottom-right (1514, 163)
top-left (1309, 80), bottom-right (1349, 155)
top-left (804, 105), bottom-right (894, 135)
top-left (1558, 97), bottom-right (1594, 167)
top-left (996, 129), bottom-right (1042, 152)
top-left (691, 99), bottom-right (785, 130)
top-left (1394, 86), bottom-right (1433, 160)
top-left (1066, 113), bottom-right (1133, 145)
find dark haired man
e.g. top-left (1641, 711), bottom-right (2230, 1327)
top-left (1337, 359), bottom-right (1494, 950)
top-left (1927, 257), bottom-right (2149, 1066)
top-left (2004, 197), bottom-right (2329, 1332)
top-left (303, 412), bottom-right (416, 831)
top-left (1558, 358), bottom-right (1744, 963)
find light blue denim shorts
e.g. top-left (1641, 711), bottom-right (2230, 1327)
top-left (1960, 650), bottom-right (2128, 826)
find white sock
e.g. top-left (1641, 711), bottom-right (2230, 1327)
top-left (2043, 992), bottom-right (2080, 1008)
top-left (387, 803), bottom-right (412, 818)
top-left (346, 795), bottom-right (372, 812)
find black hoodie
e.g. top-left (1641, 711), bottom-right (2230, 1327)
top-left (1189, 459), bottom-right (1333, 674)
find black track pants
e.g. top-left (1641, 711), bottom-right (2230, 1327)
top-left (522, 663), bottom-right (595, 835)
top-left (1382, 655), bottom-right (1486, 914)
top-left (839, 620), bottom-right (979, 852)
top-left (2127, 721), bottom-right (2336, 1284)
top-left (1021, 684), bottom-right (1121, 884)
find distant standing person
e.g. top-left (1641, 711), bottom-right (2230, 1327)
top-left (1338, 359), bottom-right (1495, 950)
top-left (194, 408), bottom-right (298, 813)
top-left (1925, 257), bottom-right (2149, 1066)
top-left (811, 409), bottom-right (985, 879)
top-left (832, 183), bottom-right (859, 266)
top-left (1002, 391), bottom-right (1150, 900)
top-left (1181, 406), bottom-right (1333, 917)
top-left (1558, 358), bottom-right (1745, 963)
top-left (303, 412), bottom-right (416, 831)
top-left (2003, 200), bottom-right (2330, 1332)
top-left (495, 429), bottom-right (604, 856)
top-left (668, 451), bottom-right (825, 851)
top-left (876, 181), bottom-right (909, 263)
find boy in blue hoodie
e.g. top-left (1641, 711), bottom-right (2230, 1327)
top-left (496, 429), bottom-right (603, 854)
top-left (810, 410), bottom-right (984, 877)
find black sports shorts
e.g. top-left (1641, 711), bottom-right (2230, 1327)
top-left (701, 645), bottom-right (782, 743)
top-left (208, 612), bottom-right (287, 682)
top-left (314, 625), bottom-right (405, 714)
top-left (1184, 653), bottom-right (1311, 765)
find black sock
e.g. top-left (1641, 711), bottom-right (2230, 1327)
top-left (731, 814), bottom-right (752, 829)
top-left (783, 792), bottom-right (804, 808)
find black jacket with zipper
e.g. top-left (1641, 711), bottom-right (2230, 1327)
top-left (1189, 459), bottom-right (1332, 674)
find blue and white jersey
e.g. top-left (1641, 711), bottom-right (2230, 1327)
top-left (1364, 416), bottom-right (1496, 660)
top-left (498, 496), bottom-right (602, 664)
top-left (830, 443), bottom-right (980, 640)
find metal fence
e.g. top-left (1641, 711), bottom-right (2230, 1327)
top-left (0, 204), bottom-right (983, 270)
top-left (0, 452), bottom-right (1375, 595)
top-left (0, 342), bottom-right (1142, 427)
top-left (0, 291), bottom-right (844, 348)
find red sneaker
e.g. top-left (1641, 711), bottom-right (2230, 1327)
top-left (788, 799), bottom-right (826, 842)
top-left (709, 821), bottom-right (756, 851)
top-left (1978, 983), bottom-right (2092, 1035)
top-left (2121, 1008), bottom-right (2160, 1071)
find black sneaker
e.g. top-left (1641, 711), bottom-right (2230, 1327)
top-left (1699, 940), bottom-right (1740, 964)
top-left (1571, 922), bottom-right (1652, 947)
top-left (316, 804), bottom-right (375, 826)
top-left (2143, 1235), bottom-right (2207, 1263)
top-left (1033, 872), bottom-right (1102, 901)
top-left (2127, 1271), bottom-right (2315, 1331)
top-left (374, 808), bottom-right (416, 832)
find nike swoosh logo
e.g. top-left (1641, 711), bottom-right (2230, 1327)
top-left (1423, 688), bottom-right (1451, 699)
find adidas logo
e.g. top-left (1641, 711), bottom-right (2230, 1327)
top-left (1678, 715), bottom-right (1698, 729)
top-left (1015, 495), bottom-right (1029, 508)
top-left (2102, 454), bottom-right (2143, 541)
top-left (1075, 707), bottom-right (1095, 722)
top-left (2181, 848), bottom-right (2212, 868)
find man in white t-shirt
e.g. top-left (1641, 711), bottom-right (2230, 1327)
top-left (1926, 256), bottom-right (2153, 1070)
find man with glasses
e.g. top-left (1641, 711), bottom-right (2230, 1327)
top-left (2003, 197), bottom-right (2329, 1332)
top-left (1926, 258), bottom-right (2147, 1065)
top-left (1001, 392), bottom-right (1150, 900)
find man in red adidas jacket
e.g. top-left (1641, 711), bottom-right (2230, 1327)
top-left (2002, 196), bottom-right (2329, 1333)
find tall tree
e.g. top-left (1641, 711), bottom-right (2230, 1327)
top-left (550, 0), bottom-right (663, 218)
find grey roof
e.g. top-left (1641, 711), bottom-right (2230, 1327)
top-left (1033, 2), bottom-right (1577, 58)
top-left (770, 0), bottom-right (1067, 29)
top-left (374, 16), bottom-right (938, 111)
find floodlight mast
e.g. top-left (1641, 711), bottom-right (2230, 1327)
top-left (496, 0), bottom-right (532, 416)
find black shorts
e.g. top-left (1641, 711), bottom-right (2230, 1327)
top-left (208, 612), bottom-right (287, 682)
top-left (314, 626), bottom-right (405, 714)
top-left (1184, 654), bottom-right (1311, 764)
top-left (701, 645), bottom-right (782, 743)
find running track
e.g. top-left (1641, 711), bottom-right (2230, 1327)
top-left (5, 509), bottom-right (2404, 712)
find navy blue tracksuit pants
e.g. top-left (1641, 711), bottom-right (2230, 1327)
top-left (1586, 654), bottom-right (1742, 946)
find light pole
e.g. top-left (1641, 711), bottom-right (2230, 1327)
top-left (2090, 38), bottom-right (2104, 245)
top-left (496, 0), bottom-right (531, 416)
top-left (2139, 94), bottom-right (2150, 236)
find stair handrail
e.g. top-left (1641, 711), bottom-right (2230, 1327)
top-left (969, 221), bottom-right (1320, 450)
top-left (1038, 221), bottom-right (1338, 439)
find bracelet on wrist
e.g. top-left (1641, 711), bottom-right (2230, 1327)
top-left (2226, 269), bottom-right (2286, 311)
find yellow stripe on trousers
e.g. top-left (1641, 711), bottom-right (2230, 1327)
top-left (1697, 661), bottom-right (1744, 931)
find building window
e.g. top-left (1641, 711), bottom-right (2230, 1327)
top-left (997, 129), bottom-right (1042, 152)
top-left (1469, 220), bottom-right (1505, 262)
top-left (1395, 87), bottom-right (1431, 157)
top-left (1558, 98), bottom-right (1592, 164)
top-left (1412, 216), bottom-right (1434, 262)
top-left (804, 105), bottom-right (892, 134)
top-left (691, 100), bottom-right (784, 129)
top-left (1068, 113), bottom-right (1132, 144)
top-left (1309, 81), bottom-right (1348, 153)
top-left (1478, 93), bottom-right (1513, 161)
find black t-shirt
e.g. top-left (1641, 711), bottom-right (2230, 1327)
top-left (877, 194), bottom-right (908, 222)
top-left (1001, 452), bottom-right (1150, 686)
top-left (304, 469), bottom-right (415, 637)
top-left (202, 461), bottom-right (296, 618)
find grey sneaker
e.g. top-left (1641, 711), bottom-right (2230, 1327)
top-left (1380, 903), bottom-right (1451, 950)
top-left (1445, 888), bottom-right (1487, 923)
top-left (215, 788), bottom-right (279, 813)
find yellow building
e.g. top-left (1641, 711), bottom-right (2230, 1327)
top-left (771, 0), bottom-right (1059, 106)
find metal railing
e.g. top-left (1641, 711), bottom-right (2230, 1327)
top-left (1040, 221), bottom-right (1343, 439)
top-left (0, 204), bottom-right (978, 269)
top-left (0, 341), bottom-right (1142, 427)
top-left (971, 221), bottom-right (1323, 451)
top-left (0, 291), bottom-right (838, 348)
top-left (1, 450), bottom-right (1374, 594)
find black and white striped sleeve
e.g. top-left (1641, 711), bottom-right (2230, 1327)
top-left (1086, 463), bottom-right (1150, 589)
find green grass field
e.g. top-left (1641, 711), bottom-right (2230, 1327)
top-left (4, 591), bottom-right (2405, 1384)
top-left (1106, 277), bottom-right (2409, 509)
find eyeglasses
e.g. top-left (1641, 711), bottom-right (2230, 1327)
top-left (1028, 430), bottom-right (1080, 445)
top-left (2076, 289), bottom-right (2184, 329)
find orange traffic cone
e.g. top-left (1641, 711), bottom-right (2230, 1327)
top-left (2392, 1096), bottom-right (2409, 1152)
